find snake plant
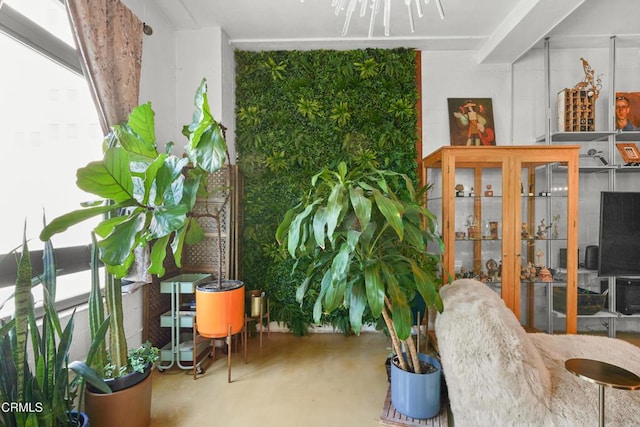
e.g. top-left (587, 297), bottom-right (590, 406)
top-left (0, 223), bottom-right (108, 427)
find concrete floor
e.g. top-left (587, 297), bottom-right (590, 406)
top-left (149, 330), bottom-right (640, 427)
top-left (149, 332), bottom-right (391, 427)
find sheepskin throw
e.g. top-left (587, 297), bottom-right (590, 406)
top-left (435, 279), bottom-right (640, 426)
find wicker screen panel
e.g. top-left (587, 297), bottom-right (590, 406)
top-left (183, 236), bottom-right (228, 279)
top-left (183, 167), bottom-right (232, 279)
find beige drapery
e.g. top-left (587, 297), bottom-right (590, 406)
top-left (66, 0), bottom-right (143, 134)
top-left (66, 0), bottom-right (148, 281)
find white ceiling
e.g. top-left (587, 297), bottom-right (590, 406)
top-left (154, 0), bottom-right (640, 63)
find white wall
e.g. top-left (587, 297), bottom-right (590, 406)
top-left (124, 0), bottom-right (177, 150)
top-left (421, 51), bottom-right (512, 155)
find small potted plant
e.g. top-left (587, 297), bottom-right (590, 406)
top-left (276, 158), bottom-right (445, 419)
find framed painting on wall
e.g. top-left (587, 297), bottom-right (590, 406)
top-left (447, 98), bottom-right (496, 146)
top-left (615, 92), bottom-right (640, 131)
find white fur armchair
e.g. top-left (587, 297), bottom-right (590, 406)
top-left (435, 279), bottom-right (640, 426)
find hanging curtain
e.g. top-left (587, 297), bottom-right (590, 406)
top-left (66, 0), bottom-right (143, 134)
top-left (66, 0), bottom-right (148, 282)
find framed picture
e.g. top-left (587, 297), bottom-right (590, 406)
top-left (616, 143), bottom-right (640, 164)
top-left (615, 92), bottom-right (640, 131)
top-left (447, 98), bottom-right (496, 146)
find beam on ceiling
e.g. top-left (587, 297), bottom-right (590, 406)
top-left (476, 0), bottom-right (585, 64)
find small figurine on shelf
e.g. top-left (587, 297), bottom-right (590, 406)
top-left (482, 220), bottom-right (492, 239)
top-left (486, 258), bottom-right (499, 282)
top-left (484, 184), bottom-right (493, 197)
top-left (455, 184), bottom-right (465, 197)
top-left (489, 220), bottom-right (499, 239)
top-left (466, 214), bottom-right (478, 239)
top-left (539, 267), bottom-right (553, 282)
top-left (551, 214), bottom-right (560, 239)
top-left (536, 219), bottom-right (551, 239)
top-left (521, 222), bottom-right (529, 239)
top-left (469, 187), bottom-right (475, 197)
top-left (536, 248), bottom-right (544, 266)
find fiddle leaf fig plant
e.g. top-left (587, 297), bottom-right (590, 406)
top-left (40, 78), bottom-right (225, 279)
top-left (276, 160), bottom-right (444, 374)
top-left (39, 78), bottom-right (227, 379)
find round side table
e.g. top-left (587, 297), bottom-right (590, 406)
top-left (565, 358), bottom-right (640, 427)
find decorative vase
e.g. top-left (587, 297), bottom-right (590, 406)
top-left (390, 353), bottom-right (441, 419)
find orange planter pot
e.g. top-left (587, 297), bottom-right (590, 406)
top-left (195, 280), bottom-right (245, 338)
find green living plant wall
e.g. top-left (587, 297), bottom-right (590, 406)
top-left (235, 48), bottom-right (419, 335)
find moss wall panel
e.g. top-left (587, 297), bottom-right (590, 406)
top-left (235, 48), bottom-right (418, 334)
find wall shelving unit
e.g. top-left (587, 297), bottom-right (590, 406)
top-left (540, 36), bottom-right (640, 337)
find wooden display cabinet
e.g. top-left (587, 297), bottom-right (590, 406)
top-left (421, 146), bottom-right (580, 333)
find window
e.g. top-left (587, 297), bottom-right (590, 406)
top-left (0, 0), bottom-right (103, 317)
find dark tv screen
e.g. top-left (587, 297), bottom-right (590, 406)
top-left (598, 192), bottom-right (640, 277)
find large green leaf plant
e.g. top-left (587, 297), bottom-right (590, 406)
top-left (276, 161), bottom-right (444, 374)
top-left (39, 78), bottom-right (227, 378)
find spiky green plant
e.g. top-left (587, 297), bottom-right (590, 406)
top-left (0, 223), bottom-right (108, 427)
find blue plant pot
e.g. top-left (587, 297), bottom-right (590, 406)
top-left (390, 353), bottom-right (441, 419)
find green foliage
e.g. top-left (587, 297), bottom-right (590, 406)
top-left (276, 161), bottom-right (443, 341)
top-left (0, 225), bottom-right (109, 427)
top-left (40, 79), bottom-right (226, 279)
top-left (40, 79), bottom-right (224, 381)
top-left (236, 48), bottom-right (419, 333)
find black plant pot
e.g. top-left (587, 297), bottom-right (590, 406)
top-left (87, 363), bottom-right (152, 394)
top-left (68, 411), bottom-right (89, 427)
top-left (385, 356), bottom-right (392, 382)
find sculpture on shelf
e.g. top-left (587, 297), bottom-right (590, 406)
top-left (551, 214), bottom-right (560, 239)
top-left (537, 219), bottom-right (551, 239)
top-left (539, 267), bottom-right (553, 282)
top-left (574, 57), bottom-right (602, 101)
top-left (486, 259), bottom-right (499, 282)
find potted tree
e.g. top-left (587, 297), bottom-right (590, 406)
top-left (39, 78), bottom-right (228, 425)
top-left (275, 159), bottom-right (445, 419)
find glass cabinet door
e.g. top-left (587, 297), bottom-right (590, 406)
top-left (422, 146), bottom-right (580, 334)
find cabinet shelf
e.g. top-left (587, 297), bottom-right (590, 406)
top-left (535, 132), bottom-right (614, 143)
top-left (552, 309), bottom-right (618, 319)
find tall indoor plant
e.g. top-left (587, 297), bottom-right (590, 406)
top-left (39, 79), bottom-right (227, 421)
top-left (276, 159), bottom-right (445, 418)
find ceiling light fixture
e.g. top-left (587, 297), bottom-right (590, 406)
top-left (328, 0), bottom-right (445, 38)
